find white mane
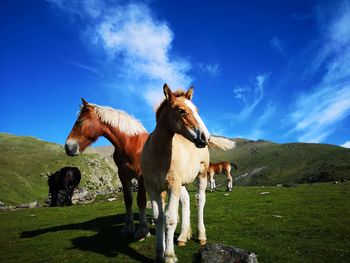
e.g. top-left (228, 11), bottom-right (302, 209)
top-left (84, 104), bottom-right (147, 136)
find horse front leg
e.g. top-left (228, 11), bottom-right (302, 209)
top-left (196, 174), bottom-right (207, 246)
top-left (209, 172), bottom-right (215, 192)
top-left (149, 191), bottom-right (165, 262)
top-left (164, 187), bottom-right (180, 263)
top-left (134, 176), bottom-right (150, 240)
top-left (120, 174), bottom-right (135, 234)
top-left (50, 190), bottom-right (58, 207)
top-left (178, 186), bottom-right (191, 247)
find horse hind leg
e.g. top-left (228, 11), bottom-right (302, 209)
top-left (149, 191), bottom-right (166, 262)
top-left (209, 172), bottom-right (215, 192)
top-left (134, 176), bottom-right (150, 240)
top-left (226, 174), bottom-right (233, 192)
top-left (178, 186), bottom-right (192, 247)
top-left (120, 176), bottom-right (135, 234)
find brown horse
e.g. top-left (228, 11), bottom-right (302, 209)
top-left (65, 98), bottom-right (149, 239)
top-left (141, 84), bottom-right (210, 263)
top-left (207, 161), bottom-right (238, 192)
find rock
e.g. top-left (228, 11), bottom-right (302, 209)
top-left (197, 243), bottom-right (258, 263)
top-left (71, 188), bottom-right (96, 205)
top-left (17, 201), bottom-right (39, 209)
top-left (0, 201), bottom-right (5, 207)
top-left (272, 215), bottom-right (282, 218)
top-left (259, 192), bottom-right (270, 195)
top-left (28, 201), bottom-right (39, 208)
top-left (107, 197), bottom-right (116, 202)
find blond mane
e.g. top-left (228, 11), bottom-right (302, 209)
top-left (81, 104), bottom-right (147, 136)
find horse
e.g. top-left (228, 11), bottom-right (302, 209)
top-left (48, 167), bottom-right (81, 207)
top-left (64, 98), bottom-right (150, 239)
top-left (141, 84), bottom-right (210, 263)
top-left (207, 161), bottom-right (238, 192)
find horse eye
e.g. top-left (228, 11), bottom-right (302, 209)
top-left (177, 108), bottom-right (186, 115)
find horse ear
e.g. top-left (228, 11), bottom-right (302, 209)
top-left (186, 86), bottom-right (194, 100)
top-left (81, 98), bottom-right (89, 108)
top-left (163, 84), bottom-right (175, 102)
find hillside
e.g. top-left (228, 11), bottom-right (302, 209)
top-left (210, 137), bottom-right (350, 186)
top-left (1, 133), bottom-right (350, 205)
top-left (0, 133), bottom-right (120, 206)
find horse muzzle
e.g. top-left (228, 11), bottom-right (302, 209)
top-left (193, 128), bottom-right (209, 148)
top-left (64, 140), bottom-right (80, 156)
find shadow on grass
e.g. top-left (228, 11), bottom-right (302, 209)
top-left (20, 213), bottom-right (153, 262)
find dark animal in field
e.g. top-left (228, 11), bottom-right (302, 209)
top-left (48, 167), bottom-right (81, 207)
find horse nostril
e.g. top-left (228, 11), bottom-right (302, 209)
top-left (200, 132), bottom-right (206, 142)
top-left (64, 144), bottom-right (70, 154)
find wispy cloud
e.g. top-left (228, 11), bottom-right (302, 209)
top-left (48, 0), bottom-right (192, 107)
top-left (59, 55), bottom-right (103, 78)
top-left (287, 0), bottom-right (350, 143)
top-left (198, 63), bottom-right (220, 77)
top-left (270, 36), bottom-right (287, 58)
top-left (233, 73), bottom-right (270, 121)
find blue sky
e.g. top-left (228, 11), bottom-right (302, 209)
top-left (1, 0), bottom-right (350, 148)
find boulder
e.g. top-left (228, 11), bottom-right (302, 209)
top-left (197, 243), bottom-right (258, 263)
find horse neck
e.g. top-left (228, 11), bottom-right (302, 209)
top-left (151, 109), bottom-right (175, 153)
top-left (101, 122), bottom-right (139, 153)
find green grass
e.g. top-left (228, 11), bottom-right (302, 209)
top-left (1, 182), bottom-right (350, 262)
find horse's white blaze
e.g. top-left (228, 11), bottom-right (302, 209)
top-left (184, 99), bottom-right (210, 142)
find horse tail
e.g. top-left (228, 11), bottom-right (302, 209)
top-left (208, 136), bottom-right (236, 151)
top-left (230, 162), bottom-right (238, 170)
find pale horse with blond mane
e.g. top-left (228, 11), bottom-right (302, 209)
top-left (141, 84), bottom-right (210, 263)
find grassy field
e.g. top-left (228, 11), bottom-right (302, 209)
top-left (1, 182), bottom-right (349, 263)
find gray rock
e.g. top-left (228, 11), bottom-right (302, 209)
top-left (197, 243), bottom-right (258, 263)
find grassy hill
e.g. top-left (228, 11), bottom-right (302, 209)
top-left (1, 133), bottom-right (350, 205)
top-left (210, 137), bottom-right (350, 186)
top-left (0, 133), bottom-right (119, 205)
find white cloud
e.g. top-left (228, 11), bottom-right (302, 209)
top-left (49, 0), bottom-right (192, 106)
top-left (233, 73), bottom-right (270, 121)
top-left (341, 141), bottom-right (350, 148)
top-left (288, 1), bottom-right (350, 143)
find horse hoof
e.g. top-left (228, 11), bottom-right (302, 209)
top-left (134, 230), bottom-right (151, 241)
top-left (178, 241), bottom-right (186, 247)
top-left (165, 255), bottom-right (178, 263)
top-left (199, 239), bottom-right (207, 246)
top-left (121, 223), bottom-right (135, 234)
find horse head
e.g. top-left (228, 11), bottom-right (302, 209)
top-left (65, 98), bottom-right (102, 156)
top-left (161, 84), bottom-right (210, 148)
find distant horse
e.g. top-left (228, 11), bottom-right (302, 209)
top-left (141, 84), bottom-right (210, 263)
top-left (65, 99), bottom-right (149, 239)
top-left (48, 167), bottom-right (81, 206)
top-left (207, 161), bottom-right (238, 192)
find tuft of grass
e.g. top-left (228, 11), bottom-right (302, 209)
top-left (1, 182), bottom-right (349, 262)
